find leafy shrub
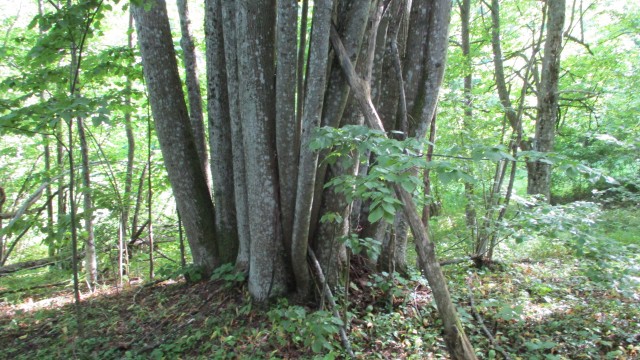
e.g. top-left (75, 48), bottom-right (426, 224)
top-left (267, 300), bottom-right (343, 355)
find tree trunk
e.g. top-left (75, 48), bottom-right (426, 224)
top-left (205, 0), bottom-right (238, 264)
top-left (377, 0), bottom-right (413, 272)
top-left (43, 136), bottom-right (56, 259)
top-left (132, 0), bottom-right (219, 273)
top-left (488, 0), bottom-right (521, 134)
top-left (275, 0), bottom-right (300, 259)
top-left (76, 118), bottom-right (98, 288)
top-left (311, 0), bottom-right (373, 287)
top-left (290, 0), bottom-right (334, 298)
top-left (460, 0), bottom-right (477, 240)
top-left (177, 0), bottom-right (211, 190)
top-left (235, 0), bottom-right (290, 300)
top-left (219, 2), bottom-right (251, 272)
top-left (528, 0), bottom-right (565, 200)
top-left (56, 117), bottom-right (66, 261)
top-left (147, 117), bottom-right (155, 280)
top-left (121, 9), bottom-right (135, 283)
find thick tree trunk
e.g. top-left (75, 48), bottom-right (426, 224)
top-left (132, 0), bottom-right (219, 273)
top-left (311, 0), bottom-right (373, 287)
top-left (205, 0), bottom-right (238, 264)
top-left (376, 0), bottom-right (451, 273)
top-left (275, 0), bottom-right (300, 257)
top-left (220, 2), bottom-right (251, 272)
top-left (290, 0), bottom-right (334, 298)
top-left (528, 0), bottom-right (565, 200)
top-left (235, 0), bottom-right (290, 300)
top-left (377, 0), bottom-right (412, 272)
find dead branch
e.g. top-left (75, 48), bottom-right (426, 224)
top-left (0, 252), bottom-right (85, 276)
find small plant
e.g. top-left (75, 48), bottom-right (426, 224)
top-left (340, 234), bottom-right (381, 261)
top-left (267, 300), bottom-right (343, 354)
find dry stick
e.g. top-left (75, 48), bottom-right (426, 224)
top-left (0, 252), bottom-right (85, 276)
top-left (466, 282), bottom-right (513, 360)
top-left (0, 281), bottom-right (69, 297)
top-left (308, 248), bottom-right (355, 358)
top-left (329, 23), bottom-right (477, 360)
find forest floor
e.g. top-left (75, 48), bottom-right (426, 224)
top-left (0, 208), bottom-right (639, 359)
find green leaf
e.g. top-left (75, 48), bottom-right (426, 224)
top-left (368, 206), bottom-right (385, 224)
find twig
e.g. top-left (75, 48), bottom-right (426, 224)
top-left (308, 249), bottom-right (355, 358)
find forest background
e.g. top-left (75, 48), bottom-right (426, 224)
top-left (0, 0), bottom-right (638, 359)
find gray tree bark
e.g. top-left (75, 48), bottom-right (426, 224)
top-left (488, 0), bottom-right (521, 134)
top-left (220, 2), bottom-right (251, 272)
top-left (205, 0), bottom-right (238, 264)
top-left (132, 0), bottom-right (219, 272)
top-left (177, 0), bottom-right (211, 190)
top-left (276, 0), bottom-right (300, 257)
top-left (76, 118), bottom-right (97, 288)
top-left (235, 0), bottom-right (290, 300)
top-left (528, 0), bottom-right (566, 200)
top-left (310, 0), bottom-right (373, 286)
top-left (290, 0), bottom-right (334, 298)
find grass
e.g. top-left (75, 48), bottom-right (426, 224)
top-left (0, 207), bottom-right (638, 359)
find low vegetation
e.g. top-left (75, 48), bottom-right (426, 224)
top-left (2, 207), bottom-right (637, 359)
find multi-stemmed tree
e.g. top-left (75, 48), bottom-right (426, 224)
top-left (132, 0), bottom-right (476, 357)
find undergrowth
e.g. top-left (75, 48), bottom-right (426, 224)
top-left (0, 208), bottom-right (638, 359)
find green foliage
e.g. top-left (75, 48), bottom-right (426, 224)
top-left (312, 125), bottom-right (480, 224)
top-left (340, 234), bottom-right (381, 260)
top-left (267, 300), bottom-right (343, 355)
top-left (210, 263), bottom-right (246, 283)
